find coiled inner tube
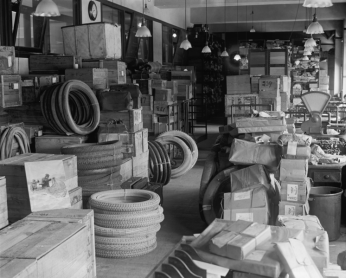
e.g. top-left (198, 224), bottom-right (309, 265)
top-left (40, 80), bottom-right (100, 135)
top-left (148, 140), bottom-right (171, 186)
top-left (0, 126), bottom-right (31, 160)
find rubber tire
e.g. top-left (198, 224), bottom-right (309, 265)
top-left (153, 140), bottom-right (171, 186)
top-left (158, 130), bottom-right (198, 169)
top-left (155, 136), bottom-right (192, 178)
top-left (95, 241), bottom-right (157, 258)
top-left (77, 154), bottom-right (124, 170)
top-left (89, 189), bottom-right (161, 212)
top-left (202, 166), bottom-right (240, 225)
top-left (151, 141), bottom-right (170, 186)
top-left (94, 214), bottom-right (164, 229)
top-left (95, 233), bottom-right (156, 245)
top-left (94, 206), bottom-right (163, 221)
top-left (148, 142), bottom-right (160, 184)
top-left (94, 224), bottom-right (161, 238)
top-left (95, 237), bottom-right (156, 251)
top-left (78, 165), bottom-right (121, 176)
top-left (61, 140), bottom-right (122, 154)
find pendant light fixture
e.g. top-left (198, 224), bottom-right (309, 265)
top-left (136, 0), bottom-right (152, 37)
top-left (233, 0), bottom-right (241, 60)
top-left (221, 0), bottom-right (229, 57)
top-left (32, 0), bottom-right (60, 17)
top-left (295, 60), bottom-right (301, 66)
top-left (305, 36), bottom-right (317, 47)
top-left (302, 55), bottom-right (310, 61)
top-left (201, 0), bottom-right (211, 53)
top-left (306, 9), bottom-right (324, 34)
top-left (250, 8), bottom-right (255, 32)
top-left (144, 1), bottom-right (150, 15)
top-left (303, 0), bottom-right (333, 8)
top-left (180, 0), bottom-right (192, 50)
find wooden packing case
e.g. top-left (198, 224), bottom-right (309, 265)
top-left (0, 75), bottom-right (22, 108)
top-left (29, 55), bottom-right (76, 74)
top-left (0, 46), bottom-right (15, 75)
top-left (109, 84), bottom-right (142, 109)
top-left (100, 109), bottom-right (143, 132)
top-left (65, 68), bottom-right (108, 91)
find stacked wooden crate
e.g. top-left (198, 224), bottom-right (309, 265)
top-left (226, 75), bottom-right (258, 124)
top-left (0, 209), bottom-right (95, 278)
top-left (317, 69), bottom-right (330, 93)
top-left (0, 153), bottom-right (81, 223)
top-left (259, 76), bottom-right (281, 111)
top-left (0, 177), bottom-right (8, 229)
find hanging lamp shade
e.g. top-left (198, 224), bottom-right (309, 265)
top-left (295, 60), bottom-right (300, 65)
top-left (136, 24), bottom-right (152, 37)
top-left (180, 35), bottom-right (192, 50)
top-left (234, 54), bottom-right (241, 61)
top-left (305, 37), bottom-right (317, 47)
top-left (304, 46), bottom-right (314, 51)
top-left (302, 55), bottom-right (310, 61)
top-left (202, 43), bottom-right (211, 53)
top-left (250, 27), bottom-right (256, 33)
top-left (303, 0), bottom-right (333, 8)
top-left (221, 48), bottom-right (229, 57)
top-left (303, 50), bottom-right (312, 55)
top-left (32, 0), bottom-right (60, 17)
top-left (306, 14), bottom-right (324, 34)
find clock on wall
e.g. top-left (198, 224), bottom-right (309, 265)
top-left (88, 1), bottom-right (98, 21)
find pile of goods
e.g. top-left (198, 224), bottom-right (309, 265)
top-left (89, 189), bottom-right (164, 258)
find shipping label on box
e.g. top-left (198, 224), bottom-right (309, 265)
top-left (0, 46), bottom-right (15, 75)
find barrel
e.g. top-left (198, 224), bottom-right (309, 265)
top-left (308, 186), bottom-right (343, 241)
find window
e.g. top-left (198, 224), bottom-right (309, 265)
top-left (102, 5), bottom-right (120, 24)
top-left (12, 0), bottom-right (73, 54)
top-left (162, 25), bottom-right (180, 65)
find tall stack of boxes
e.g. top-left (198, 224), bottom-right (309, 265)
top-left (279, 142), bottom-right (311, 217)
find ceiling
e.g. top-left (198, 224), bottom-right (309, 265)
top-left (154, 0), bottom-right (346, 34)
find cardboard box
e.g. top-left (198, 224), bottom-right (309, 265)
top-left (318, 76), bottom-right (329, 85)
top-left (319, 70), bottom-right (327, 77)
top-left (227, 75), bottom-right (251, 94)
top-left (225, 94), bottom-right (259, 117)
top-left (233, 117), bottom-right (285, 128)
top-left (280, 178), bottom-right (311, 204)
top-left (275, 239), bottom-right (323, 278)
top-left (259, 77), bottom-right (280, 95)
top-left (280, 76), bottom-right (290, 93)
top-left (229, 139), bottom-right (281, 169)
top-left (282, 145), bottom-right (311, 159)
top-left (259, 97), bottom-right (281, 111)
top-left (154, 88), bottom-right (174, 101)
top-left (280, 159), bottom-right (308, 182)
top-left (230, 125), bottom-right (286, 136)
top-left (209, 223), bottom-right (271, 260)
top-left (224, 187), bottom-right (270, 224)
top-left (278, 201), bottom-right (309, 216)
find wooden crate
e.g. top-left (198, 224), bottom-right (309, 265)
top-left (62, 23), bottom-right (121, 60)
top-left (151, 79), bottom-right (167, 89)
top-left (65, 68), bottom-right (108, 91)
top-left (158, 115), bottom-right (177, 124)
top-left (0, 75), bottom-right (22, 108)
top-left (154, 101), bottom-right (176, 115)
top-left (171, 70), bottom-right (193, 81)
top-left (154, 88), bottom-right (173, 102)
top-left (120, 158), bottom-right (133, 183)
top-left (226, 75), bottom-right (251, 94)
top-left (225, 94), bottom-right (259, 116)
top-left (143, 111), bottom-right (156, 132)
top-left (133, 79), bottom-right (151, 95)
top-left (132, 150), bottom-right (149, 178)
top-left (0, 177), bottom-right (8, 229)
top-left (259, 77), bottom-right (280, 98)
top-left (25, 209), bottom-right (96, 278)
top-left (24, 124), bottom-right (43, 144)
top-left (153, 122), bottom-right (168, 135)
top-left (259, 96), bottom-right (281, 111)
top-left (109, 84), bottom-right (142, 109)
top-left (35, 135), bottom-right (88, 154)
top-left (0, 220), bottom-right (90, 278)
top-left (98, 128), bottom-right (148, 157)
top-left (141, 95), bottom-right (153, 111)
top-left (21, 75), bottom-right (59, 103)
top-left (100, 109), bottom-right (143, 132)
top-left (29, 55), bottom-right (76, 74)
top-left (0, 46), bottom-right (15, 75)
top-left (83, 60), bottom-right (126, 85)
top-left (176, 84), bottom-right (193, 100)
top-left (97, 90), bottom-right (132, 111)
top-left (5, 103), bottom-right (49, 128)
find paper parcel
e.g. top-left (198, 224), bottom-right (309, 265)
top-left (224, 187), bottom-right (270, 224)
top-left (209, 223), bottom-right (271, 260)
top-left (282, 145), bottom-right (311, 160)
top-left (229, 139), bottom-right (281, 168)
top-left (278, 201), bottom-right (309, 216)
top-left (279, 159), bottom-right (308, 182)
top-left (275, 239), bottom-right (323, 278)
top-left (279, 177), bottom-right (311, 204)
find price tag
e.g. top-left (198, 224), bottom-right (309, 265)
top-left (287, 184), bottom-right (298, 202)
top-left (287, 141), bottom-right (298, 156)
top-left (235, 213), bottom-right (253, 222)
top-left (8, 56), bottom-right (12, 67)
top-left (234, 190), bottom-right (252, 201)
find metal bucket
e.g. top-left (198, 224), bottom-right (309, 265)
top-left (308, 186), bottom-right (344, 241)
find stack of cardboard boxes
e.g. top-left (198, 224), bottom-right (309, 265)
top-left (259, 76), bottom-right (281, 111)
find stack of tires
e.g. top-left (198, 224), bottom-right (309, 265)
top-left (89, 190), bottom-right (164, 258)
top-left (153, 131), bottom-right (198, 180)
top-left (61, 140), bottom-right (126, 204)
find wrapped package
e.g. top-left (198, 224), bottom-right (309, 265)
top-left (276, 215), bottom-right (324, 232)
top-left (191, 219), bottom-right (282, 278)
top-left (233, 117), bottom-right (286, 128)
top-left (230, 126), bottom-right (287, 136)
top-left (229, 139), bottom-right (281, 168)
top-left (279, 178), bottom-right (311, 204)
top-left (278, 201), bottom-right (309, 216)
top-left (279, 159), bottom-right (308, 182)
top-left (282, 145), bottom-right (311, 159)
top-left (224, 187), bottom-right (270, 224)
top-left (277, 133), bottom-right (312, 146)
top-left (229, 165), bottom-right (272, 193)
top-left (275, 239), bottom-right (323, 278)
top-left (209, 223), bottom-right (271, 260)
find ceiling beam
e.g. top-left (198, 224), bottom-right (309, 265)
top-left (155, 0), bottom-right (346, 9)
